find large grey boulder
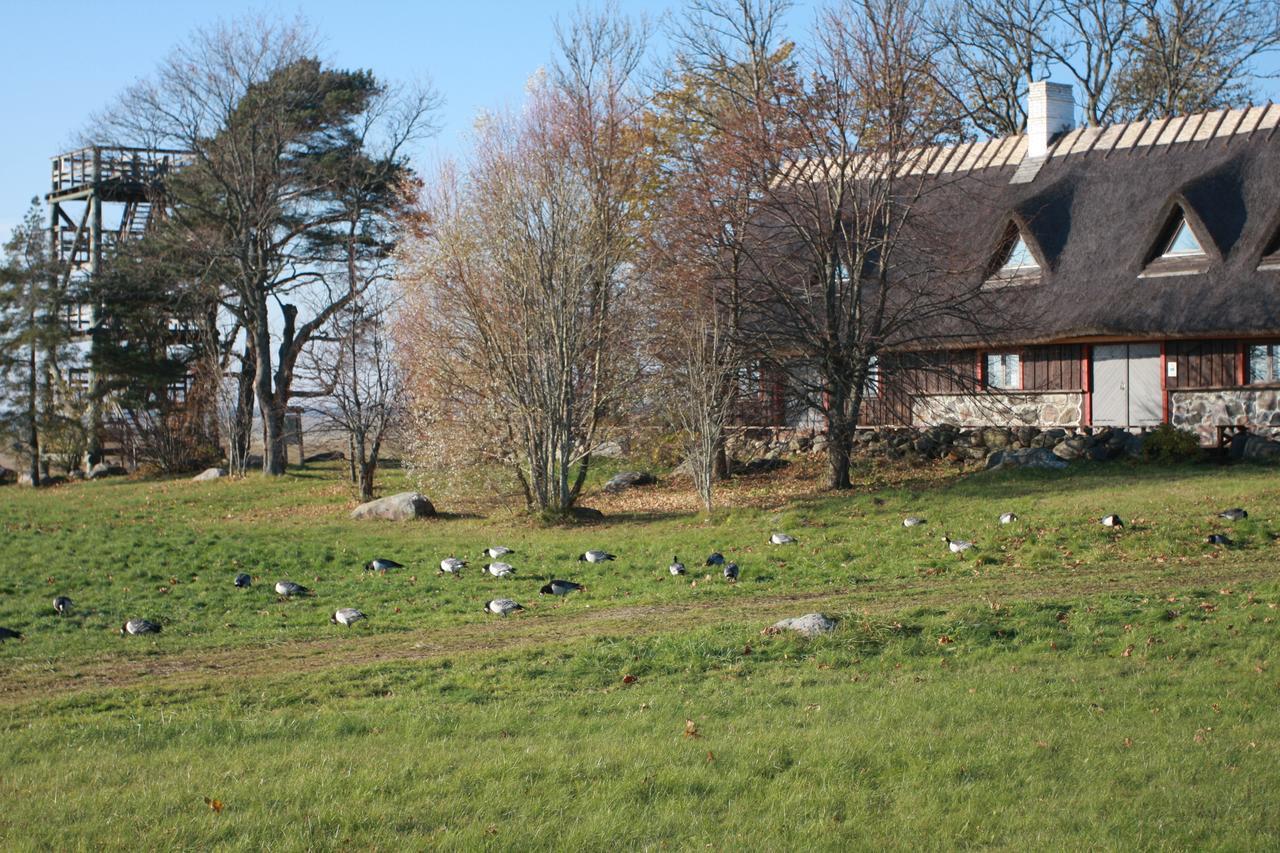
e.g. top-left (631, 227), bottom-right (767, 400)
top-left (981, 427), bottom-right (1013, 450)
top-left (986, 447), bottom-right (1068, 471)
top-left (192, 467), bottom-right (228, 482)
top-left (350, 491), bottom-right (436, 520)
top-left (1241, 435), bottom-right (1280, 462)
top-left (1052, 437), bottom-right (1087, 461)
top-left (603, 471), bottom-right (656, 493)
top-left (88, 462), bottom-right (127, 480)
top-left (19, 473), bottom-right (66, 487)
top-left (764, 613), bottom-right (839, 638)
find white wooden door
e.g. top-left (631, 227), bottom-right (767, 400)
top-left (1092, 343), bottom-right (1164, 427)
top-left (1092, 345), bottom-right (1128, 426)
top-left (1127, 343), bottom-right (1163, 426)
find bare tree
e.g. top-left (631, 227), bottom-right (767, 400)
top-left (94, 16), bottom-right (438, 475)
top-left (400, 10), bottom-right (647, 516)
top-left (678, 0), bottom-right (993, 489)
top-left (1116, 0), bottom-right (1280, 118)
top-left (304, 293), bottom-right (401, 501)
top-left (931, 0), bottom-right (1280, 133)
top-left (663, 311), bottom-right (739, 512)
top-left (928, 0), bottom-right (1056, 135)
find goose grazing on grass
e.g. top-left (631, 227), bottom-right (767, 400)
top-left (578, 550), bottom-right (616, 563)
top-left (485, 562), bottom-right (516, 578)
top-left (705, 552), bottom-right (725, 567)
top-left (439, 557), bottom-right (467, 576)
top-left (1101, 515), bottom-right (1124, 528)
top-left (483, 546), bottom-right (514, 559)
top-left (330, 608), bottom-right (367, 627)
top-left (0, 627), bottom-right (22, 642)
top-left (669, 556), bottom-right (686, 576)
top-left (540, 579), bottom-right (584, 596)
top-left (121, 619), bottom-right (161, 636)
top-left (1218, 508), bottom-right (1248, 521)
top-left (999, 512), bottom-right (1019, 525)
top-left (902, 517), bottom-right (927, 528)
top-left (53, 596), bottom-right (72, 616)
top-left (723, 562), bottom-right (740, 582)
top-left (942, 536), bottom-right (974, 555)
top-left (365, 558), bottom-right (403, 573)
top-left (234, 572), bottom-right (252, 588)
top-left (1206, 534), bottom-right (1232, 546)
top-left (770, 533), bottom-right (797, 545)
top-left (275, 580), bottom-right (312, 598)
top-left (484, 598), bottom-right (524, 617)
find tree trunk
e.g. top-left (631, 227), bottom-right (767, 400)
top-left (826, 426), bottom-right (853, 490)
top-left (825, 383), bottom-right (854, 490)
top-left (713, 440), bottom-right (730, 480)
top-left (251, 313), bottom-right (288, 476)
top-left (26, 340), bottom-right (39, 488)
top-left (262, 403), bottom-right (287, 475)
top-left (230, 350), bottom-right (255, 472)
top-left (359, 460), bottom-right (376, 502)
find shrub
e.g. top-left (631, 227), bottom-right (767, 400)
top-left (1141, 424), bottom-right (1201, 462)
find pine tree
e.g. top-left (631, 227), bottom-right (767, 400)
top-left (0, 200), bottom-right (72, 484)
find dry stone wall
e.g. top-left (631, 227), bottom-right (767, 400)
top-left (911, 392), bottom-right (1084, 428)
top-left (1170, 389), bottom-right (1280, 445)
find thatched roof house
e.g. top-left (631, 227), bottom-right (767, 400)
top-left (744, 82), bottom-right (1280, 444)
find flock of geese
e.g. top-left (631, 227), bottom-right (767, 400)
top-left (0, 537), bottom-right (799, 641)
top-left (0, 507), bottom-right (1252, 643)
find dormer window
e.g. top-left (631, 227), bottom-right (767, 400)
top-left (1141, 204), bottom-right (1212, 277)
top-left (1261, 227), bottom-right (1280, 271)
top-left (1160, 218), bottom-right (1204, 258)
top-left (836, 259), bottom-right (850, 283)
top-left (985, 223), bottom-right (1041, 288)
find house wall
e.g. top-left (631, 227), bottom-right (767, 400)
top-left (912, 392), bottom-right (1084, 427)
top-left (1025, 344), bottom-right (1084, 390)
top-left (1170, 388), bottom-right (1280, 444)
top-left (863, 344), bottom-right (1083, 427)
top-left (1167, 340), bottom-right (1238, 388)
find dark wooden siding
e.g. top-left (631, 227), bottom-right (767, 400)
top-left (1024, 345), bottom-right (1084, 390)
top-left (1168, 339), bottom-right (1238, 389)
top-left (861, 345), bottom-right (1083, 426)
top-left (860, 350), bottom-right (978, 426)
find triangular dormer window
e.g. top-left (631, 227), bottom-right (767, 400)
top-left (985, 223), bottom-right (1040, 288)
top-left (1002, 236), bottom-right (1039, 273)
top-left (1161, 217), bottom-right (1204, 258)
top-left (1141, 203), bottom-right (1212, 277)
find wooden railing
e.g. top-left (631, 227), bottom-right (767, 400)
top-left (50, 146), bottom-right (194, 193)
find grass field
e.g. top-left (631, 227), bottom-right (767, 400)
top-left (1, 459), bottom-right (1279, 849)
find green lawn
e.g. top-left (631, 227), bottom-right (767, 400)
top-left (1, 461), bottom-right (1278, 849)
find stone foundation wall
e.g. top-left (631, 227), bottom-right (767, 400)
top-left (1170, 389), bottom-right (1280, 445)
top-left (912, 392), bottom-right (1084, 428)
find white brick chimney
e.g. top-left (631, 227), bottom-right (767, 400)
top-left (1027, 81), bottom-right (1074, 158)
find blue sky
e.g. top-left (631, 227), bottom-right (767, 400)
top-left (0, 1), bottom-right (1276, 238)
top-left (0, 0), bottom-right (719, 236)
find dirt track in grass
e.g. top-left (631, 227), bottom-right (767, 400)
top-left (4, 556), bottom-right (1270, 705)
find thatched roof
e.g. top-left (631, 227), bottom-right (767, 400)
top-left (903, 103), bottom-right (1280, 345)
top-left (759, 103), bottom-right (1280, 349)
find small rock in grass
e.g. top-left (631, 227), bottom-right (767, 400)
top-left (763, 613), bottom-right (838, 638)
